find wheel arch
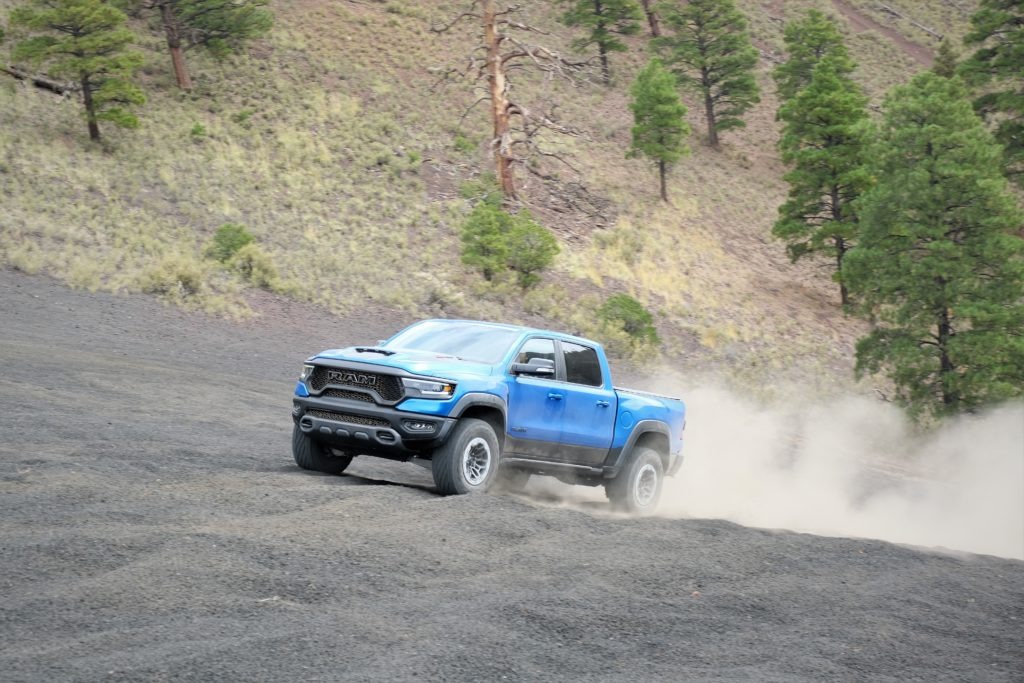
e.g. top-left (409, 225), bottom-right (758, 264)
top-left (450, 393), bottom-right (506, 450)
top-left (608, 420), bottom-right (671, 474)
top-left (634, 431), bottom-right (670, 469)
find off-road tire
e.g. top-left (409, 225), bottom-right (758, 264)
top-left (605, 446), bottom-right (664, 514)
top-left (432, 418), bottom-right (500, 495)
top-left (292, 425), bottom-right (352, 474)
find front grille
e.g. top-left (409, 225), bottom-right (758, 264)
top-left (308, 366), bottom-right (404, 402)
top-left (306, 409), bottom-right (389, 427)
top-left (323, 388), bottom-right (374, 403)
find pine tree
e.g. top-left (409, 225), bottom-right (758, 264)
top-left (960, 0), bottom-right (1024, 185)
top-left (145, 0), bottom-right (272, 90)
top-left (774, 54), bottom-right (871, 307)
top-left (844, 72), bottom-right (1024, 418)
top-left (655, 0), bottom-right (759, 147)
top-left (932, 39), bottom-right (959, 78)
top-left (10, 0), bottom-right (145, 141)
top-left (773, 9), bottom-right (853, 103)
top-left (638, 0), bottom-right (660, 37)
top-left (628, 58), bottom-right (690, 202)
top-left (558, 0), bottom-right (643, 85)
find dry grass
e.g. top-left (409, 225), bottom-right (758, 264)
top-left (0, 0), bottom-right (981, 391)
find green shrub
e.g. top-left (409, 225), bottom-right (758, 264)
top-left (206, 223), bottom-right (254, 262)
top-left (458, 172), bottom-right (502, 207)
top-left (506, 211), bottom-right (559, 289)
top-left (453, 132), bottom-right (476, 154)
top-left (460, 202), bottom-right (509, 281)
top-left (460, 203), bottom-right (559, 289)
top-left (598, 293), bottom-right (660, 344)
top-left (228, 243), bottom-right (281, 290)
top-left (231, 109), bottom-right (256, 128)
top-left (190, 122), bottom-right (206, 139)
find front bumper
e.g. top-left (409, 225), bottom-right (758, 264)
top-left (292, 396), bottom-right (457, 460)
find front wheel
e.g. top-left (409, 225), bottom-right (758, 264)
top-left (292, 425), bottom-right (352, 474)
top-left (605, 447), bottom-right (664, 515)
top-left (432, 418), bottom-right (500, 495)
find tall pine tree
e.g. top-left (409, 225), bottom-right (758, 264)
top-left (774, 53), bottom-right (871, 306)
top-left (960, 0), bottom-right (1024, 185)
top-left (844, 72), bottom-right (1024, 418)
top-left (144, 0), bottom-right (272, 90)
top-left (628, 58), bottom-right (690, 202)
top-left (655, 0), bottom-right (759, 147)
top-left (11, 0), bottom-right (145, 141)
top-left (558, 0), bottom-right (643, 85)
top-left (773, 9), bottom-right (853, 103)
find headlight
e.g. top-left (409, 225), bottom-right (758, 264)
top-left (401, 377), bottom-right (456, 399)
top-left (300, 364), bottom-right (315, 382)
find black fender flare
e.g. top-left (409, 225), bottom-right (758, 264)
top-left (603, 420), bottom-right (672, 476)
top-left (448, 393), bottom-right (508, 449)
top-left (449, 392), bottom-right (507, 424)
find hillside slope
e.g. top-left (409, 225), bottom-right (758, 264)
top-left (0, 0), bottom-right (978, 391)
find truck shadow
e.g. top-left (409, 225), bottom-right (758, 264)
top-left (278, 462), bottom-right (615, 509)
top-left (275, 462), bottom-right (439, 494)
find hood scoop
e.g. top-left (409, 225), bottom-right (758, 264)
top-left (354, 347), bottom-right (396, 356)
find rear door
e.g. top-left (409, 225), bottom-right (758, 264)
top-left (557, 341), bottom-right (616, 466)
top-left (504, 337), bottom-right (564, 459)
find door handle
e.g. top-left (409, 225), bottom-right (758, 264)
top-left (547, 392), bottom-right (563, 401)
top-left (596, 400), bottom-right (610, 407)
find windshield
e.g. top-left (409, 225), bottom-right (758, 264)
top-left (383, 321), bottom-right (521, 364)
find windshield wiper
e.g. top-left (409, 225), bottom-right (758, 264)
top-left (355, 347), bottom-right (396, 356)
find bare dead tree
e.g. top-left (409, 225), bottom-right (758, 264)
top-left (433, 0), bottom-right (593, 200)
top-left (2, 65), bottom-right (77, 94)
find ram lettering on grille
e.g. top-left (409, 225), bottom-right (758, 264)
top-left (308, 366), bottom-right (404, 401)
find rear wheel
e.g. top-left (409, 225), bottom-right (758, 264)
top-left (606, 447), bottom-right (664, 515)
top-left (292, 425), bottom-right (352, 474)
top-left (432, 418), bottom-right (500, 495)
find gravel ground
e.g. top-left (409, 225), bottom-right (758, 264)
top-left (1, 268), bottom-right (1022, 682)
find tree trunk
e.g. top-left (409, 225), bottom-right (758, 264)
top-left (160, 1), bottom-right (192, 90)
top-left (639, 0), bottom-right (660, 37)
top-left (483, 0), bottom-right (515, 199)
top-left (594, 2), bottom-right (610, 84)
top-left (831, 187), bottom-right (850, 306)
top-left (937, 297), bottom-right (958, 410)
top-left (658, 159), bottom-right (668, 202)
top-left (835, 235), bottom-right (849, 306)
top-left (703, 89), bottom-right (718, 147)
top-left (81, 75), bottom-right (100, 141)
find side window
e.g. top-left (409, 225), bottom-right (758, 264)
top-left (514, 338), bottom-right (556, 367)
top-left (562, 342), bottom-right (603, 387)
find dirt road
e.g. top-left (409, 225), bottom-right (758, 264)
top-left (1, 268), bottom-right (1021, 682)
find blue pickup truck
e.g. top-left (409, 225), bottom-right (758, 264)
top-left (291, 319), bottom-right (686, 513)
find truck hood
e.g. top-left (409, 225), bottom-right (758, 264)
top-left (311, 346), bottom-right (494, 379)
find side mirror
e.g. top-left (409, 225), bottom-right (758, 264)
top-left (511, 357), bottom-right (555, 377)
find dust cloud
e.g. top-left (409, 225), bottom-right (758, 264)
top-left (657, 384), bottom-right (1024, 560)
